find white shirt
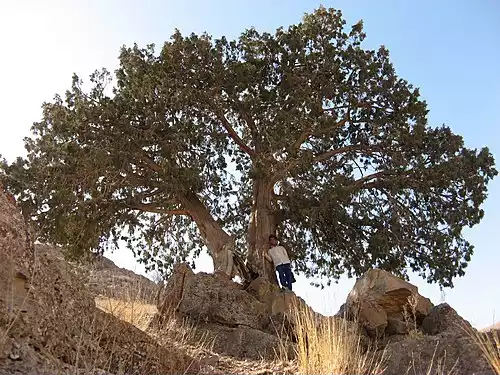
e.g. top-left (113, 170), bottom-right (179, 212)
top-left (268, 245), bottom-right (290, 267)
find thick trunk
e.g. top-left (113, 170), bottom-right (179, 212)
top-left (247, 179), bottom-right (278, 284)
top-left (178, 191), bottom-right (235, 276)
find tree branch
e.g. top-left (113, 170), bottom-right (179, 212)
top-left (238, 107), bottom-right (258, 137)
top-left (133, 149), bottom-right (164, 174)
top-left (321, 105), bottom-right (351, 113)
top-left (344, 163), bottom-right (434, 193)
top-left (217, 112), bottom-right (256, 158)
top-left (347, 171), bottom-right (388, 190)
top-left (289, 115), bottom-right (350, 154)
top-left (313, 144), bottom-right (380, 164)
top-left (290, 127), bottom-right (312, 152)
top-left (126, 202), bottom-right (189, 216)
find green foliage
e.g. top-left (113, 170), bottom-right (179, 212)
top-left (1, 7), bottom-right (496, 286)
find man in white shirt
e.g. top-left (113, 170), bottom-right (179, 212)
top-left (264, 234), bottom-right (293, 291)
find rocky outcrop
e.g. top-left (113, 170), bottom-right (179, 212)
top-left (158, 267), bottom-right (270, 330)
top-left (421, 303), bottom-right (472, 335)
top-left (337, 269), bottom-right (495, 375)
top-left (72, 251), bottom-right (160, 304)
top-left (382, 332), bottom-right (494, 375)
top-left (0, 187), bottom-right (198, 374)
top-left (155, 266), bottom-right (369, 360)
top-left (155, 266), bottom-right (307, 359)
top-left (342, 269), bottom-right (433, 337)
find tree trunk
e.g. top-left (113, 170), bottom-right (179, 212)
top-left (178, 190), bottom-right (235, 277)
top-left (247, 179), bottom-right (278, 284)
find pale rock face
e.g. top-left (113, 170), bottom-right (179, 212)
top-left (344, 269), bottom-right (433, 337)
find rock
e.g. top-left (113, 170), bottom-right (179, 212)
top-left (157, 264), bottom-right (269, 330)
top-left (196, 322), bottom-right (294, 360)
top-left (155, 267), bottom-right (314, 359)
top-left (345, 269), bottom-right (433, 337)
top-left (271, 289), bottom-right (307, 316)
top-left (335, 302), bottom-right (348, 318)
top-left (72, 250), bottom-right (161, 304)
top-left (246, 276), bottom-right (281, 307)
top-left (421, 303), bottom-right (472, 335)
top-left (382, 332), bottom-right (493, 375)
top-left (155, 263), bottom-right (194, 320)
top-left (265, 311), bottom-right (295, 338)
top-left (247, 277), bottom-right (311, 328)
top-left (356, 299), bottom-right (388, 337)
top-left (386, 313), bottom-right (409, 335)
top-left (0, 189), bottom-right (198, 374)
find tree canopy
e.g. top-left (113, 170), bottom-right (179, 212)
top-left (2, 7), bottom-right (497, 288)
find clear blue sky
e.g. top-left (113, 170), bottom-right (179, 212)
top-left (1, 0), bottom-right (498, 328)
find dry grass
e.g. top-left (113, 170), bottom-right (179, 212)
top-left (95, 294), bottom-right (213, 362)
top-left (406, 342), bottom-right (459, 375)
top-left (78, 298), bottom-right (203, 374)
top-left (403, 292), bottom-right (423, 338)
top-left (464, 324), bottom-right (500, 374)
top-left (0, 247), bottom-right (38, 347)
top-left (288, 301), bottom-right (386, 375)
top-left (152, 305), bottom-right (212, 352)
top-left (95, 296), bottom-right (156, 331)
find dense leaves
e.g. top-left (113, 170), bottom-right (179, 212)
top-left (1, 7), bottom-right (496, 286)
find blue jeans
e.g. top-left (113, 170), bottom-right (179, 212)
top-left (276, 263), bottom-right (293, 291)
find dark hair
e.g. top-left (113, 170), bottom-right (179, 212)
top-left (269, 234), bottom-right (277, 240)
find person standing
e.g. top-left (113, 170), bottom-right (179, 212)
top-left (264, 234), bottom-right (293, 291)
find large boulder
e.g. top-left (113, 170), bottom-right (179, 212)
top-left (154, 262), bottom-right (195, 323)
top-left (157, 265), bottom-right (269, 331)
top-left (382, 332), bottom-right (494, 375)
top-left (0, 187), bottom-right (198, 374)
top-left (247, 277), bottom-right (314, 321)
top-left (343, 269), bottom-right (433, 337)
top-left (156, 267), bottom-right (327, 359)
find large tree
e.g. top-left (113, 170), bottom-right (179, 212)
top-left (2, 7), bottom-right (497, 287)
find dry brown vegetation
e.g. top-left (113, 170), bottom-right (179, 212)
top-left (3, 246), bottom-right (499, 374)
top-left (95, 296), bottom-right (157, 332)
top-left (287, 301), bottom-right (387, 375)
top-left (465, 324), bottom-right (500, 374)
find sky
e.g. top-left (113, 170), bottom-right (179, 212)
top-left (1, 0), bottom-right (499, 328)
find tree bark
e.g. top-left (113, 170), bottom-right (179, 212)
top-left (247, 178), bottom-right (279, 284)
top-left (178, 190), bottom-right (235, 277)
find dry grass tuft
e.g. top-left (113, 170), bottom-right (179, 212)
top-left (465, 324), bottom-right (500, 374)
top-left (153, 306), bottom-right (212, 351)
top-left (406, 342), bottom-right (459, 375)
top-left (288, 301), bottom-right (386, 375)
top-left (403, 292), bottom-right (424, 338)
